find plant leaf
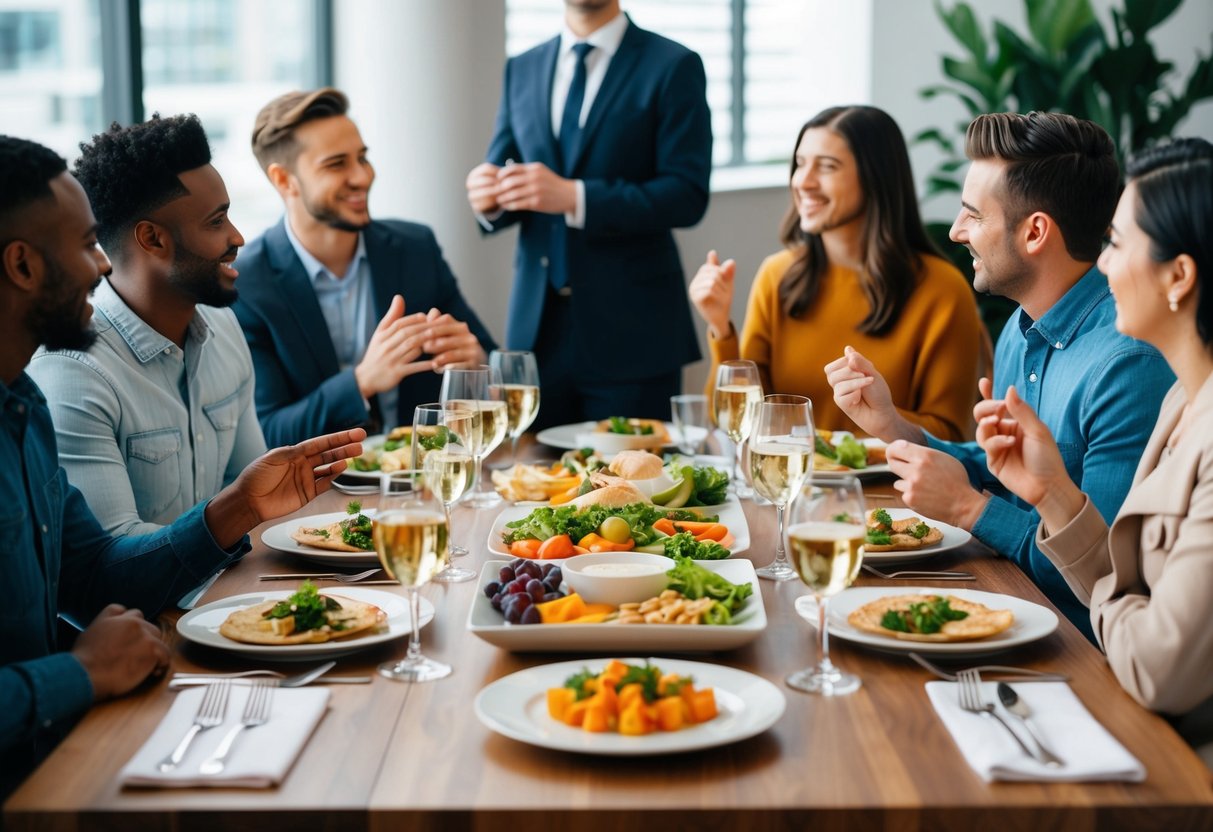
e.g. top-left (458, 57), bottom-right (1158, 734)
top-left (911, 128), bottom-right (957, 154)
top-left (936, 0), bottom-right (988, 61)
top-left (1120, 0), bottom-right (1182, 38)
top-left (1027, 0), bottom-right (1097, 57)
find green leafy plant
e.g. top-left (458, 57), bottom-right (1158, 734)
top-left (918, 0), bottom-right (1213, 341)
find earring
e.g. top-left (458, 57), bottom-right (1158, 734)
top-left (1169, 296), bottom-right (1180, 312)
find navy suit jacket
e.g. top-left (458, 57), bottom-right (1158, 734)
top-left (483, 19), bottom-right (711, 381)
top-left (232, 219), bottom-right (496, 446)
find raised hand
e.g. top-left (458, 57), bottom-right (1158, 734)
top-left (466, 162), bottom-right (502, 214)
top-left (976, 385), bottom-right (1075, 512)
top-left (420, 311), bottom-right (486, 371)
top-left (495, 162), bottom-right (577, 215)
top-left (824, 346), bottom-right (923, 444)
top-left (885, 440), bottom-right (988, 531)
top-left (355, 295), bottom-right (434, 397)
top-left (72, 604), bottom-right (170, 701)
top-left (688, 250), bottom-right (736, 338)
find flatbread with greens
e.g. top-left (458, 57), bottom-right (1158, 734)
top-left (847, 593), bottom-right (1014, 642)
top-left (219, 583), bottom-right (386, 645)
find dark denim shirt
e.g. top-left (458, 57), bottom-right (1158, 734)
top-left (926, 267), bottom-right (1174, 641)
top-left (0, 372), bottom-right (247, 791)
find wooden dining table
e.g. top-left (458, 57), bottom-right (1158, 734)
top-left (6, 444), bottom-right (1213, 831)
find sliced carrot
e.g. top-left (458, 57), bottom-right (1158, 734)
top-left (692, 523), bottom-right (728, 542)
top-left (537, 533), bottom-right (576, 559)
top-left (664, 519), bottom-right (723, 535)
top-left (577, 533), bottom-right (635, 552)
top-left (509, 538), bottom-right (542, 559)
top-left (653, 518), bottom-right (677, 536)
top-left (549, 485), bottom-right (579, 505)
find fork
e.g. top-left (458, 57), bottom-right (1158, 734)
top-left (258, 568), bottom-right (383, 583)
top-left (956, 669), bottom-right (1041, 762)
top-left (199, 680), bottom-right (275, 775)
top-left (168, 661), bottom-right (373, 689)
top-left (909, 652), bottom-right (1070, 682)
top-left (861, 563), bottom-right (975, 580)
top-left (157, 680), bottom-right (231, 772)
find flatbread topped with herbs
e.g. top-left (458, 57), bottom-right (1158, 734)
top-left (219, 582), bottom-right (386, 645)
top-left (847, 593), bottom-right (1014, 642)
top-left (291, 502), bottom-right (373, 552)
top-left (863, 508), bottom-right (944, 552)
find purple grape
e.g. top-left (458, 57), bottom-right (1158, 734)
top-left (517, 561), bottom-right (541, 580)
top-left (543, 591), bottom-right (563, 602)
top-left (490, 593), bottom-right (504, 612)
top-left (498, 565), bottom-right (515, 583)
top-left (484, 580), bottom-right (502, 599)
top-left (506, 579), bottom-right (528, 595)
top-left (546, 566), bottom-right (562, 584)
top-left (520, 605), bottom-right (541, 625)
top-left (526, 579), bottom-right (545, 602)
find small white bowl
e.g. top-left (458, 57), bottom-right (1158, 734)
top-left (574, 431), bottom-right (667, 455)
top-left (562, 552), bottom-right (673, 607)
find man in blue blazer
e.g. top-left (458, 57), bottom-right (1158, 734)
top-left (467, 0), bottom-right (711, 429)
top-left (236, 89), bottom-right (496, 446)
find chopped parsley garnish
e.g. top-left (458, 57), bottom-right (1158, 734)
top-left (880, 597), bottom-right (968, 634)
top-left (607, 416), bottom-right (653, 435)
top-left (865, 529), bottom-right (892, 545)
top-left (264, 581), bottom-right (342, 632)
top-left (564, 668), bottom-right (598, 701)
top-left (908, 522), bottom-right (931, 539)
top-left (872, 508), bottom-right (893, 527)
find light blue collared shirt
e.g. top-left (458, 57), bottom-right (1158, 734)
top-left (925, 266), bottom-right (1174, 641)
top-left (282, 220), bottom-right (392, 423)
top-left (28, 279), bottom-right (266, 536)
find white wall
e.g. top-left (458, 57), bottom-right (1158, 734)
top-left (335, 0), bottom-right (1213, 394)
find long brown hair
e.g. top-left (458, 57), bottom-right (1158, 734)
top-left (777, 106), bottom-right (938, 335)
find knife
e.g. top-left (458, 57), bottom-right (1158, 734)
top-left (997, 682), bottom-right (1064, 768)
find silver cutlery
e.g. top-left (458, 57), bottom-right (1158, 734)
top-left (259, 568), bottom-right (384, 583)
top-left (157, 680), bottom-right (230, 772)
top-left (169, 662), bottom-right (372, 688)
top-left (909, 652), bottom-right (1070, 682)
top-left (199, 680), bottom-right (274, 775)
top-left (998, 682), bottom-right (1064, 768)
top-left (861, 563), bottom-right (975, 580)
top-left (956, 669), bottom-right (1044, 764)
top-left (332, 479), bottom-right (381, 496)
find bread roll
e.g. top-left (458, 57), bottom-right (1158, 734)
top-left (570, 482), bottom-right (646, 510)
top-left (608, 450), bottom-right (665, 480)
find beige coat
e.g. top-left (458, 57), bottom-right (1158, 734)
top-left (1039, 374), bottom-right (1213, 752)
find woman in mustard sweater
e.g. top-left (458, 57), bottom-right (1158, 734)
top-left (690, 105), bottom-right (983, 439)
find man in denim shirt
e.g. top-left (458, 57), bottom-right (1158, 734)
top-left (0, 135), bottom-right (365, 794)
top-left (826, 113), bottom-right (1173, 641)
top-left (29, 115), bottom-right (267, 539)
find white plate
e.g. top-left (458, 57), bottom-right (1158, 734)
top-left (797, 586), bottom-right (1058, 657)
top-left (339, 433), bottom-right (418, 480)
top-left (813, 436), bottom-right (892, 480)
top-left (474, 657), bottom-right (785, 755)
top-left (176, 587), bottom-right (432, 661)
top-left (486, 495), bottom-right (751, 558)
top-left (261, 511), bottom-right (381, 567)
top-left (538, 421), bottom-right (696, 451)
top-left (468, 558), bottom-right (766, 651)
top-left (860, 508), bottom-right (973, 565)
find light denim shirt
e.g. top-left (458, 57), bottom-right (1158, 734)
top-left (925, 267), bottom-right (1174, 641)
top-left (28, 279), bottom-right (266, 536)
top-left (282, 220), bottom-right (392, 423)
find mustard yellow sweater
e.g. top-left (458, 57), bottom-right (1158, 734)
top-left (707, 248), bottom-right (983, 440)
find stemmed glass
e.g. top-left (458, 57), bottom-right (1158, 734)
top-left (440, 365), bottom-right (508, 509)
top-left (712, 360), bottom-right (763, 497)
top-left (373, 470), bottom-right (451, 682)
top-left (786, 476), bottom-right (866, 695)
top-left (411, 404), bottom-right (476, 583)
top-left (670, 394), bottom-right (710, 458)
top-left (751, 394), bottom-right (814, 581)
top-left (490, 350), bottom-right (541, 467)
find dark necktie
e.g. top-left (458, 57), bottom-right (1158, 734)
top-left (550, 42), bottom-right (595, 292)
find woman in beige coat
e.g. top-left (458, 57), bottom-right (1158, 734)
top-left (975, 137), bottom-right (1213, 763)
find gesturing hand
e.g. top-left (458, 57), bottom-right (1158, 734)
top-left (824, 346), bottom-right (923, 444)
top-left (72, 604), bottom-right (170, 701)
top-left (356, 295), bottom-right (433, 397)
top-left (466, 162), bottom-right (502, 214)
top-left (688, 250), bottom-right (736, 339)
top-left (975, 384), bottom-right (1071, 508)
top-left (886, 440), bottom-right (988, 531)
top-left (420, 311), bottom-right (486, 371)
top-left (495, 162), bottom-right (577, 215)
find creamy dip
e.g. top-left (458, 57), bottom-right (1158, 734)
top-left (580, 563), bottom-right (665, 577)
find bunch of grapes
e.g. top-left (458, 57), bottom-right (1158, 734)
top-left (485, 558), bottom-right (565, 624)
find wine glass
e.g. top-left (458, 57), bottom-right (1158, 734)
top-left (712, 360), bottom-right (763, 498)
top-left (373, 470), bottom-right (451, 682)
top-left (412, 404), bottom-right (476, 583)
top-left (670, 394), bottom-right (710, 458)
top-left (786, 475), bottom-right (866, 695)
top-left (490, 349), bottom-right (541, 467)
top-left (751, 394), bottom-right (814, 581)
top-left (440, 365), bottom-right (508, 509)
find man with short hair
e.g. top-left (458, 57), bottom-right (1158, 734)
top-left (29, 114), bottom-right (267, 538)
top-left (0, 134), bottom-right (364, 793)
top-left (826, 112), bottom-right (1174, 640)
top-left (235, 88), bottom-right (495, 446)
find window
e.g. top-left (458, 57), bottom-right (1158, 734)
top-left (0, 0), bottom-right (330, 236)
top-left (505, 0), bottom-right (872, 174)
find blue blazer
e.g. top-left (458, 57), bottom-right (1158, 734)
top-left (483, 19), bottom-right (711, 380)
top-left (232, 219), bottom-right (496, 446)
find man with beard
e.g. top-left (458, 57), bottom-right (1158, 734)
top-left (234, 88), bottom-right (495, 445)
top-left (29, 114), bottom-right (267, 546)
top-left (0, 134), bottom-right (365, 793)
top-left (824, 112), bottom-right (1174, 640)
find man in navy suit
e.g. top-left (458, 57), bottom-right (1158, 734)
top-left (467, 0), bottom-right (711, 429)
top-left (235, 88), bottom-right (496, 446)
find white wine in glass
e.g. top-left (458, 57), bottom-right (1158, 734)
top-left (712, 360), bottom-right (762, 497)
top-left (413, 403), bottom-right (475, 583)
top-left (491, 350), bottom-right (541, 466)
top-left (374, 472), bottom-right (450, 683)
top-left (440, 365), bottom-right (506, 509)
top-left (750, 394), bottom-right (813, 581)
top-left (786, 475), bottom-right (865, 695)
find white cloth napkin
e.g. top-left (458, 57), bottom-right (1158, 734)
top-left (120, 685), bottom-right (330, 788)
top-left (926, 680), bottom-right (1145, 782)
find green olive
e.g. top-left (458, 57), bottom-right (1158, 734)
top-left (599, 516), bottom-right (631, 544)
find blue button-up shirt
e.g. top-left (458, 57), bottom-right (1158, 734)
top-left (0, 373), bottom-right (247, 791)
top-left (28, 280), bottom-right (266, 536)
top-left (926, 267), bottom-right (1174, 641)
